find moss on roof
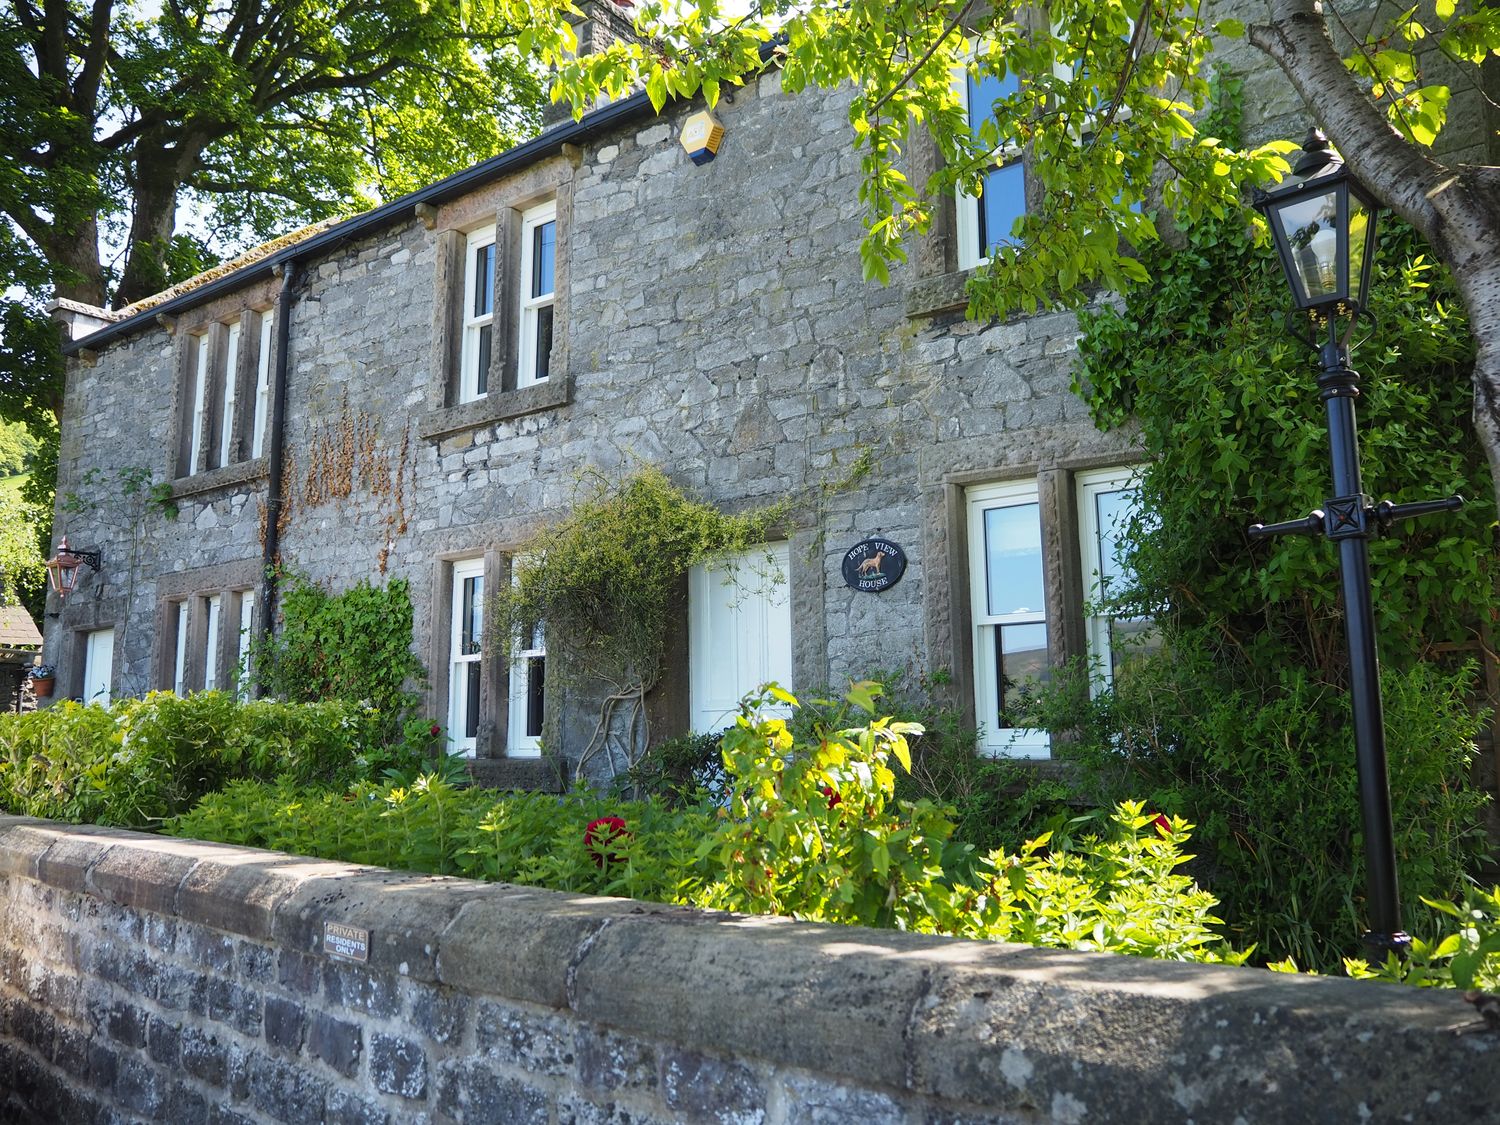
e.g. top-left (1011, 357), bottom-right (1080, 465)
top-left (112, 214), bottom-right (351, 316)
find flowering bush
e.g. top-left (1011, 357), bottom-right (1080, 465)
top-left (584, 816), bottom-right (631, 867)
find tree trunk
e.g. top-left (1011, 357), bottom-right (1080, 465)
top-left (40, 218), bottom-right (107, 308)
top-left (116, 151), bottom-right (192, 307)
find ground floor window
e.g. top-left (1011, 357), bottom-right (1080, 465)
top-left (507, 563), bottom-right (544, 757)
top-left (688, 542), bottom-right (793, 733)
top-left (82, 627), bottom-right (114, 706)
top-left (1076, 466), bottom-right (1159, 691)
top-left (448, 557), bottom-right (485, 756)
top-left (967, 480), bottom-right (1051, 757)
top-left (966, 466), bottom-right (1154, 757)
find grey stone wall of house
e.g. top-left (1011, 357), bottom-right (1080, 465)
top-left (3, 814), bottom-right (1499, 1125)
top-left (45, 69), bottom-right (1139, 784)
top-left (42, 14), bottom-right (1499, 785)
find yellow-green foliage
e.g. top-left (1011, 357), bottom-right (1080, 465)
top-left (169, 683), bottom-right (1245, 966)
top-left (0, 693), bottom-right (387, 827)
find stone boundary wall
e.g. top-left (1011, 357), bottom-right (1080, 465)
top-left (1, 815), bottom-right (1497, 1124)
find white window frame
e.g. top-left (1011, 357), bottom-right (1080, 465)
top-left (188, 334), bottom-right (210, 473)
top-left (967, 480), bottom-right (1051, 758)
top-left (506, 562), bottom-right (544, 758)
top-left (251, 313), bottom-right (272, 459)
top-left (172, 601), bottom-right (189, 694)
top-left (1077, 466), bottom-right (1153, 694)
top-left (236, 590), bottom-right (256, 700)
top-left (203, 594), bottom-right (222, 692)
top-left (517, 199), bottom-right (557, 388)
top-left (217, 320), bottom-right (241, 469)
top-left (459, 227), bottom-right (497, 403)
top-left (448, 558), bottom-right (486, 756)
top-left (954, 43), bottom-right (1026, 271)
top-left (688, 542), bottom-right (793, 734)
top-left (83, 627), bottom-right (114, 707)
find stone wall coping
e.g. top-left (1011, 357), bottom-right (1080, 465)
top-left (5, 813), bottom-right (1498, 1119)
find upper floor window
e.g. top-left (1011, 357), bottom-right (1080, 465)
top-left (518, 200), bottom-right (556, 388)
top-left (179, 311), bottom-right (271, 477)
top-left (956, 66), bottom-right (1027, 270)
top-left (251, 315), bottom-right (273, 459)
top-left (460, 228), bottom-right (497, 403)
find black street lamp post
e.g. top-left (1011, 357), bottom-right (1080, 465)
top-left (1249, 129), bottom-right (1463, 959)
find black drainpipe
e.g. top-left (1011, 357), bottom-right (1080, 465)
top-left (258, 260), bottom-right (298, 641)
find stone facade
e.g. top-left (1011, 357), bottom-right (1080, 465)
top-left (4, 813), bottom-right (1499, 1125)
top-left (45, 54), bottom-right (1148, 783)
top-left (41, 7), bottom-right (1498, 786)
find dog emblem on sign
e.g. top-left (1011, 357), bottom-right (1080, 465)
top-left (842, 538), bottom-right (907, 593)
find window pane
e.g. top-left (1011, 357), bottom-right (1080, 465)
top-left (461, 575), bottom-right (483, 655)
top-left (477, 324), bottom-right (491, 395)
top-left (1110, 617), bottom-right (1162, 683)
top-left (533, 221), bottom-right (556, 298)
top-left (966, 71), bottom-right (1018, 134)
top-left (983, 502), bottom-right (1044, 617)
top-left (979, 162), bottom-right (1026, 255)
top-left (1093, 487), bottom-right (1136, 593)
top-left (525, 655), bottom-right (544, 738)
top-left (995, 622), bottom-right (1049, 727)
top-left (465, 661), bottom-right (481, 738)
top-left (473, 242), bottom-right (495, 316)
top-left (534, 307), bottom-right (553, 381)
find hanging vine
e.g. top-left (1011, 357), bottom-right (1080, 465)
top-left (491, 465), bottom-right (789, 784)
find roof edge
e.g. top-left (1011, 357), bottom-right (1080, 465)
top-left (63, 88), bottom-right (660, 357)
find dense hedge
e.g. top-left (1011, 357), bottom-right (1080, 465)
top-left (0, 692), bottom-right (415, 827)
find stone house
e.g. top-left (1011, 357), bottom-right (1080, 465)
top-left (38, 4), bottom-right (1489, 790)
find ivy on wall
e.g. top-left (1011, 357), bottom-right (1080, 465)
top-left (251, 571), bottom-right (425, 740)
top-left (1037, 197), bottom-right (1498, 968)
top-left (492, 465), bottom-right (789, 783)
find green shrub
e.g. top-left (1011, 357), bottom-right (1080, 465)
top-left (0, 693), bottom-right (384, 827)
top-left (251, 572), bottom-right (426, 738)
top-left (618, 730), bottom-right (726, 805)
top-left (1052, 204), bottom-right (1498, 971)
top-left (169, 683), bottom-right (1245, 965)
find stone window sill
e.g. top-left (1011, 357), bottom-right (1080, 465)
top-left (171, 458), bottom-right (269, 500)
top-left (419, 379), bottom-right (570, 442)
top-left (466, 756), bottom-right (562, 792)
top-left (905, 268), bottom-right (975, 320)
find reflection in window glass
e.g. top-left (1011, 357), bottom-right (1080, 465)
top-left (984, 502), bottom-right (1044, 616)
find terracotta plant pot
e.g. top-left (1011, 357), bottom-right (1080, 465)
top-left (31, 677), bottom-right (54, 698)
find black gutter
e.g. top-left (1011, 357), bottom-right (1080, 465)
top-left (257, 260), bottom-right (298, 646)
top-left (64, 88), bottom-right (659, 357)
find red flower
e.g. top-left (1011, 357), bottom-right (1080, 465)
top-left (1151, 813), bottom-right (1172, 836)
top-left (584, 816), bottom-right (631, 867)
top-left (821, 786), bottom-right (842, 810)
top-left (429, 722), bottom-right (442, 737)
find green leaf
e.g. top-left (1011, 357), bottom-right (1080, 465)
top-left (1214, 19), bottom-right (1245, 38)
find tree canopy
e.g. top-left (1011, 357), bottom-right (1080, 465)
top-left (3, 0), bottom-right (543, 310)
top-left (516, 0), bottom-right (1500, 494)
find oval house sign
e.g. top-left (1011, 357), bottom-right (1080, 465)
top-left (842, 538), bottom-right (907, 593)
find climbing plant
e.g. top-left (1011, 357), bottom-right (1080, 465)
top-left (492, 466), bottom-right (788, 783)
top-left (251, 572), bottom-right (426, 741)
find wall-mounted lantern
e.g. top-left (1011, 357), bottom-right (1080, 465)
top-left (45, 536), bottom-right (102, 599)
